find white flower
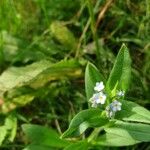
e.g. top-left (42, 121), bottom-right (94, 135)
top-left (117, 90), bottom-right (125, 97)
top-left (94, 82), bottom-right (104, 92)
top-left (90, 92), bottom-right (106, 107)
top-left (111, 100), bottom-right (122, 112)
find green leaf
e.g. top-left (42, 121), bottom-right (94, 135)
top-left (85, 62), bottom-right (105, 101)
top-left (0, 114), bottom-right (17, 145)
top-left (4, 114), bottom-right (17, 142)
top-left (22, 124), bottom-right (70, 148)
top-left (23, 144), bottom-right (54, 150)
top-left (62, 109), bottom-right (108, 138)
top-left (95, 120), bottom-right (150, 146)
top-left (95, 132), bottom-right (139, 146)
top-left (106, 44), bottom-right (131, 92)
top-left (64, 141), bottom-right (88, 150)
top-left (105, 121), bottom-right (150, 142)
top-left (116, 100), bottom-right (150, 124)
top-left (1, 94), bottom-right (34, 113)
top-left (30, 59), bottom-right (82, 88)
top-left (0, 59), bottom-right (82, 96)
top-left (50, 21), bottom-right (77, 50)
top-left (0, 126), bottom-right (7, 146)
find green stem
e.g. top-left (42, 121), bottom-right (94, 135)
top-left (87, 127), bottom-right (103, 142)
top-left (146, 0), bottom-right (150, 18)
top-left (86, 0), bottom-right (100, 61)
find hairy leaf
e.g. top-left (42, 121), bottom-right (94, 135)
top-left (85, 62), bottom-right (105, 101)
top-left (62, 109), bottom-right (108, 138)
top-left (106, 44), bottom-right (131, 92)
top-left (116, 100), bottom-right (150, 124)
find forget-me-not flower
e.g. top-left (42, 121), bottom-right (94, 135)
top-left (117, 90), bottom-right (125, 97)
top-left (105, 100), bottom-right (122, 118)
top-left (90, 92), bottom-right (106, 107)
top-left (111, 100), bottom-right (122, 112)
top-left (94, 82), bottom-right (104, 92)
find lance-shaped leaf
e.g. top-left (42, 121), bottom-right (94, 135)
top-left (116, 100), bottom-right (150, 124)
top-left (62, 109), bottom-right (108, 138)
top-left (105, 121), bottom-right (150, 142)
top-left (95, 120), bottom-right (150, 146)
top-left (95, 131), bottom-right (139, 146)
top-left (85, 62), bottom-right (105, 101)
top-left (106, 44), bottom-right (131, 92)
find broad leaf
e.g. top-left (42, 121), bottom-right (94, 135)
top-left (85, 62), bottom-right (105, 101)
top-left (22, 124), bottom-right (70, 148)
top-left (64, 141), bottom-right (88, 150)
top-left (62, 109), bottom-right (108, 138)
top-left (116, 100), bottom-right (150, 124)
top-left (0, 59), bottom-right (82, 96)
top-left (106, 44), bottom-right (131, 92)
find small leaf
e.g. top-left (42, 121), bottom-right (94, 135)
top-left (0, 126), bottom-right (7, 146)
top-left (4, 114), bottom-right (17, 142)
top-left (22, 124), bottom-right (70, 148)
top-left (62, 109), bottom-right (108, 138)
top-left (116, 100), bottom-right (150, 124)
top-left (64, 141), bottom-right (88, 150)
top-left (50, 21), bottom-right (77, 50)
top-left (85, 62), bottom-right (105, 101)
top-left (106, 44), bottom-right (131, 92)
top-left (1, 94), bottom-right (34, 113)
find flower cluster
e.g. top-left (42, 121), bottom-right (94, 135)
top-left (90, 82), bottom-right (106, 107)
top-left (105, 100), bottom-right (122, 118)
top-left (89, 81), bottom-right (125, 118)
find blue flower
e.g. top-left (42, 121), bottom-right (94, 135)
top-left (111, 100), bottom-right (122, 112)
top-left (105, 100), bottom-right (122, 118)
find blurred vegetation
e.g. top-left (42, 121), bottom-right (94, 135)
top-left (0, 0), bottom-right (150, 149)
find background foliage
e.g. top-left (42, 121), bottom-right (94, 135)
top-left (0, 0), bottom-right (150, 149)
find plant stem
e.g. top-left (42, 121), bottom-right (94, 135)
top-left (86, 0), bottom-right (100, 61)
top-left (87, 127), bottom-right (103, 142)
